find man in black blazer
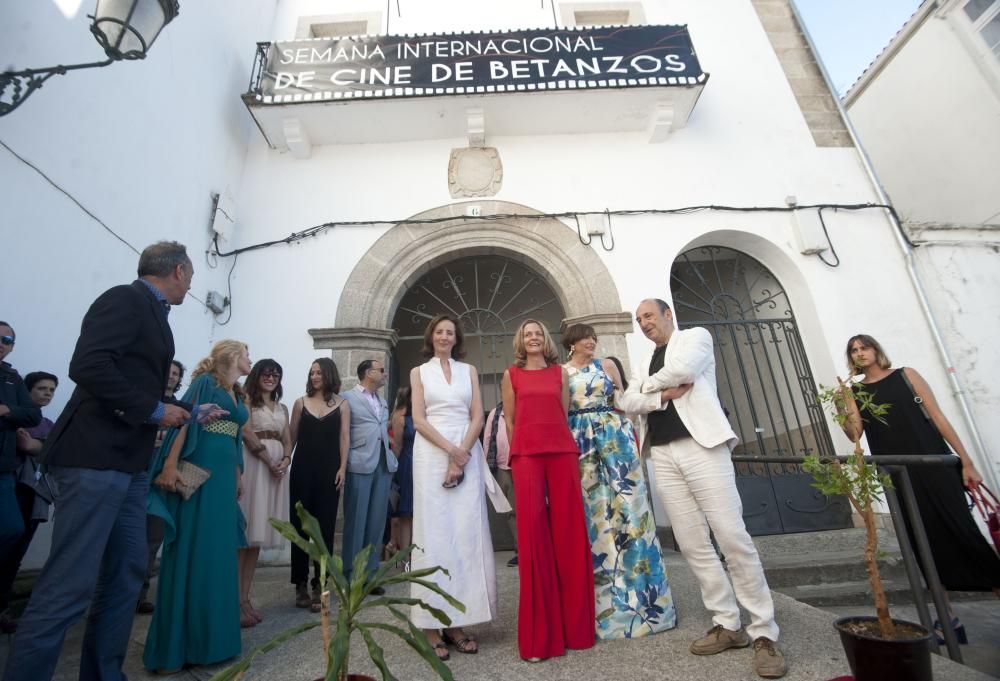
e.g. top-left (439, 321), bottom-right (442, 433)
top-left (4, 241), bottom-right (221, 681)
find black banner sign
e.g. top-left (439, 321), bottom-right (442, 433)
top-left (255, 25), bottom-right (706, 103)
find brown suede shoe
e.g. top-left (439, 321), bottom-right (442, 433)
top-left (752, 637), bottom-right (788, 678)
top-left (690, 624), bottom-right (751, 655)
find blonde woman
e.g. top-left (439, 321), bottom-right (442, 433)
top-left (501, 319), bottom-right (594, 662)
top-left (144, 340), bottom-right (251, 673)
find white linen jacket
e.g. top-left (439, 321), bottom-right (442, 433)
top-left (618, 326), bottom-right (738, 454)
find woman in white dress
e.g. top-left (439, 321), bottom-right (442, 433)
top-left (410, 314), bottom-right (497, 661)
top-left (238, 359), bottom-right (291, 627)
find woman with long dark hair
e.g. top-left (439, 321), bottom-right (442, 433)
top-left (288, 358), bottom-right (350, 612)
top-left (238, 359), bottom-right (291, 627)
top-left (840, 334), bottom-right (1000, 637)
top-left (410, 314), bottom-right (502, 660)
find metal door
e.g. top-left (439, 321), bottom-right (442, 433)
top-left (670, 246), bottom-right (851, 535)
top-left (391, 255), bottom-right (566, 408)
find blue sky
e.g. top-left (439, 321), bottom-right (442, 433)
top-left (795, 0), bottom-right (924, 95)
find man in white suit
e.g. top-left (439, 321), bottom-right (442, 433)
top-left (620, 299), bottom-right (787, 679)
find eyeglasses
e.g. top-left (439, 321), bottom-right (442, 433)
top-left (261, 371), bottom-right (282, 379)
top-left (0, 336), bottom-right (14, 346)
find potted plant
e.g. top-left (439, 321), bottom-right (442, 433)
top-left (803, 378), bottom-right (933, 681)
top-left (209, 502), bottom-right (465, 681)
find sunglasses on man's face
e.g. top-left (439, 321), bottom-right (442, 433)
top-left (0, 336), bottom-right (14, 346)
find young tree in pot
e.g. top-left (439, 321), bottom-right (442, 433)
top-left (209, 502), bottom-right (464, 681)
top-left (803, 379), bottom-right (932, 680)
top-left (805, 378), bottom-right (896, 637)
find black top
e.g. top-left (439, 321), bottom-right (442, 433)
top-left (42, 280), bottom-right (192, 474)
top-left (646, 345), bottom-right (691, 446)
top-left (292, 405), bottom-right (343, 481)
top-left (862, 368), bottom-right (1000, 591)
top-left (862, 368), bottom-right (947, 456)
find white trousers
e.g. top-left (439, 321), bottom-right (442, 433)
top-left (649, 438), bottom-right (779, 641)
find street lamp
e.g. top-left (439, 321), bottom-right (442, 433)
top-left (0, 0), bottom-right (180, 116)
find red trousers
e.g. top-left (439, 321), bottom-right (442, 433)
top-left (510, 452), bottom-right (595, 660)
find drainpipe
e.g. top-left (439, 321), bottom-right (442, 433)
top-left (788, 0), bottom-right (998, 491)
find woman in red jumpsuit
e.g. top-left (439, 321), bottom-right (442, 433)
top-left (500, 319), bottom-right (595, 662)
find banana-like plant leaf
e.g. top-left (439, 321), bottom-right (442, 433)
top-left (296, 502), bottom-right (332, 559)
top-left (380, 564), bottom-right (450, 583)
top-left (214, 507), bottom-right (458, 681)
top-left (358, 596), bottom-right (453, 627)
top-left (383, 576), bottom-right (466, 613)
top-left (268, 517), bottom-right (325, 564)
top-left (206, 621), bottom-right (320, 681)
top-left (359, 626), bottom-right (398, 681)
top-left (325, 612), bottom-right (352, 681)
top-left (366, 543), bottom-right (418, 586)
top-left (379, 608), bottom-right (455, 680)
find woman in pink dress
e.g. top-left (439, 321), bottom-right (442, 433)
top-left (238, 359), bottom-right (291, 627)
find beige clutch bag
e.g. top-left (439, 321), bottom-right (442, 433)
top-left (175, 460), bottom-right (211, 500)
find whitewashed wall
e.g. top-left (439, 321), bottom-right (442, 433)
top-left (1, 0), bottom-right (279, 568)
top-left (5, 0), bottom-right (993, 565)
top-left (847, 12), bottom-right (1000, 226)
top-left (846, 7), bottom-right (1000, 485)
top-left (223, 0), bottom-right (990, 487)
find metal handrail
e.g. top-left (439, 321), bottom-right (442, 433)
top-left (730, 454), bottom-right (964, 662)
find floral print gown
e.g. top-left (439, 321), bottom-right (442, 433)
top-left (566, 360), bottom-right (677, 640)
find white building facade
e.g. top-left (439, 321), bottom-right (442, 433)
top-left (4, 0), bottom-right (995, 567)
top-left (844, 0), bottom-right (1000, 494)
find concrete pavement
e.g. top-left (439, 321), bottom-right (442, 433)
top-left (2, 549), bottom-right (995, 681)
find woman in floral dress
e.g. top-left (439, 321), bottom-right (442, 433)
top-left (562, 323), bottom-right (677, 640)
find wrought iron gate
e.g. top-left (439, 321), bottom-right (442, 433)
top-left (670, 246), bottom-right (851, 535)
top-left (391, 255), bottom-right (565, 414)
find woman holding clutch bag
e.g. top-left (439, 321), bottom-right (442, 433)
top-left (144, 340), bottom-right (251, 674)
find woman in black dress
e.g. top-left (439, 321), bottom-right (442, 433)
top-left (840, 335), bottom-right (999, 635)
top-left (288, 358), bottom-right (350, 612)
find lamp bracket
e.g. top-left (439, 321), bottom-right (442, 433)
top-left (0, 59), bottom-right (113, 116)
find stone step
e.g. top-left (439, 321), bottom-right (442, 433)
top-left (760, 548), bottom-right (908, 587)
top-left (752, 527), bottom-right (900, 555)
top-left (774, 578), bottom-right (915, 607)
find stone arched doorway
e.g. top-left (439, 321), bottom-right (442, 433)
top-left (392, 254), bottom-right (566, 409)
top-left (311, 200), bottom-right (632, 396)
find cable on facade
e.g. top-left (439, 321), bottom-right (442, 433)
top-left (1, 137), bottom-right (213, 311)
top-left (815, 207), bottom-right (841, 268)
top-left (599, 208), bottom-right (615, 251)
top-left (572, 214), bottom-right (592, 246)
top-left (212, 251), bottom-right (239, 326)
top-left (0, 137), bottom-right (139, 256)
top-left (210, 202), bottom-right (908, 259)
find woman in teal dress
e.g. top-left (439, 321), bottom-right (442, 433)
top-left (562, 324), bottom-right (677, 640)
top-left (144, 340), bottom-right (251, 673)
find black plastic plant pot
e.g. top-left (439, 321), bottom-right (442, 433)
top-left (834, 616), bottom-right (933, 681)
